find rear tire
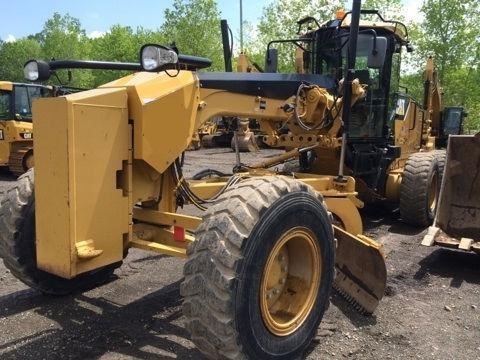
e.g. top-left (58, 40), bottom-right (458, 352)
top-left (0, 168), bottom-right (121, 295)
top-left (399, 152), bottom-right (440, 227)
top-left (181, 176), bottom-right (335, 359)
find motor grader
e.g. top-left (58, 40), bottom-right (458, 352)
top-left (0, 81), bottom-right (54, 176)
top-left (258, 9), bottom-right (465, 227)
top-left (0, 2), bottom-right (388, 358)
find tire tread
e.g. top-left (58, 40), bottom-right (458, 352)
top-left (181, 176), bottom-right (325, 359)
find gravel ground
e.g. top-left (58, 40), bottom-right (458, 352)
top-left (0, 148), bottom-right (479, 360)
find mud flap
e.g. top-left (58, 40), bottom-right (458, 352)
top-left (333, 225), bottom-right (387, 314)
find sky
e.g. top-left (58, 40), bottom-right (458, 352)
top-left (2, 0), bottom-right (421, 44)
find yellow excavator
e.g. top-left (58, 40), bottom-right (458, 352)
top-left (0, 2), bottom-right (413, 359)
top-left (0, 81), bottom-right (53, 176)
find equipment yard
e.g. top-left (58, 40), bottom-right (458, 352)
top-left (0, 147), bottom-right (479, 360)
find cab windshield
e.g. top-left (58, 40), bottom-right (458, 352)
top-left (314, 32), bottom-right (389, 139)
top-left (14, 85), bottom-right (53, 121)
top-left (0, 90), bottom-right (11, 120)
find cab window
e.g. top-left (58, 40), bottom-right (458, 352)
top-left (14, 85), bottom-right (52, 121)
top-left (0, 90), bottom-right (11, 119)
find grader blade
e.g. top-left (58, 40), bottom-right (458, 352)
top-left (333, 225), bottom-right (386, 314)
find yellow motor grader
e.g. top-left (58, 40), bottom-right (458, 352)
top-left (259, 9), bottom-right (465, 227)
top-left (0, 2), bottom-right (390, 358)
top-left (0, 81), bottom-right (53, 176)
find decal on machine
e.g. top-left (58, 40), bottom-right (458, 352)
top-left (20, 132), bottom-right (33, 139)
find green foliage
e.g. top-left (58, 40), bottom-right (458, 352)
top-left (246, 0), bottom-right (345, 72)
top-left (0, 38), bottom-right (41, 81)
top-left (88, 26), bottom-right (167, 86)
top-left (399, 73), bottom-right (422, 101)
top-left (410, 0), bottom-right (480, 132)
top-left (0, 0), bottom-right (476, 135)
top-left (415, 0), bottom-right (476, 79)
top-left (245, 0), bottom-right (403, 73)
top-left (362, 0), bottom-right (402, 20)
top-left (0, 1), bottom-right (223, 86)
top-left (162, 0), bottom-right (223, 70)
top-left (36, 13), bottom-right (94, 88)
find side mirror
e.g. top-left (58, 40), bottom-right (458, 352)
top-left (24, 60), bottom-right (51, 81)
top-left (264, 48), bottom-right (278, 73)
top-left (367, 37), bottom-right (387, 69)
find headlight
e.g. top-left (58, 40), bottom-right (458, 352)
top-left (140, 45), bottom-right (178, 71)
top-left (24, 61), bottom-right (39, 81)
top-left (23, 60), bottom-right (51, 81)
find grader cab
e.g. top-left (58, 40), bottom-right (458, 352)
top-left (259, 9), bottom-right (465, 227)
top-left (1, 2), bottom-right (395, 359)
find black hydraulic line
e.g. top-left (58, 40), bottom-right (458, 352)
top-left (337, 0), bottom-right (361, 180)
top-left (221, 19), bottom-right (233, 72)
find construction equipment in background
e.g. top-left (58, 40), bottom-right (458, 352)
top-left (0, 82), bottom-right (53, 176)
top-left (258, 10), bottom-right (465, 227)
top-left (422, 133), bottom-right (480, 252)
top-left (0, 1), bottom-right (388, 358)
top-left (195, 20), bottom-right (261, 152)
top-left (198, 116), bottom-right (235, 148)
top-left (199, 115), bottom-right (259, 152)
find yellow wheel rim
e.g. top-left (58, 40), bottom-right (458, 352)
top-left (428, 172), bottom-right (438, 212)
top-left (260, 227), bottom-right (321, 336)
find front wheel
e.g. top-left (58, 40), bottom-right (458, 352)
top-left (181, 176), bottom-right (335, 359)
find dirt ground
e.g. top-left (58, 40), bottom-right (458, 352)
top-left (0, 148), bottom-right (479, 360)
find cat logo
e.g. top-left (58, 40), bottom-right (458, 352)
top-left (21, 132), bottom-right (33, 139)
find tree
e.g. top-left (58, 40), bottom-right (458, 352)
top-left (414, 0), bottom-right (476, 81)
top-left (248, 0), bottom-right (402, 72)
top-left (161, 0), bottom-right (223, 70)
top-left (247, 0), bottom-right (345, 72)
top-left (362, 0), bottom-right (402, 20)
top-left (37, 13), bottom-right (93, 88)
top-left (87, 26), bottom-right (167, 86)
top-left (0, 38), bottom-right (42, 81)
top-left (409, 0), bottom-right (480, 132)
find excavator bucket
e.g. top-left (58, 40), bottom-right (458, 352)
top-left (333, 225), bottom-right (387, 314)
top-left (422, 134), bottom-right (480, 251)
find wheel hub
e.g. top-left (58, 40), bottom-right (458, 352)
top-left (260, 227), bottom-right (321, 336)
